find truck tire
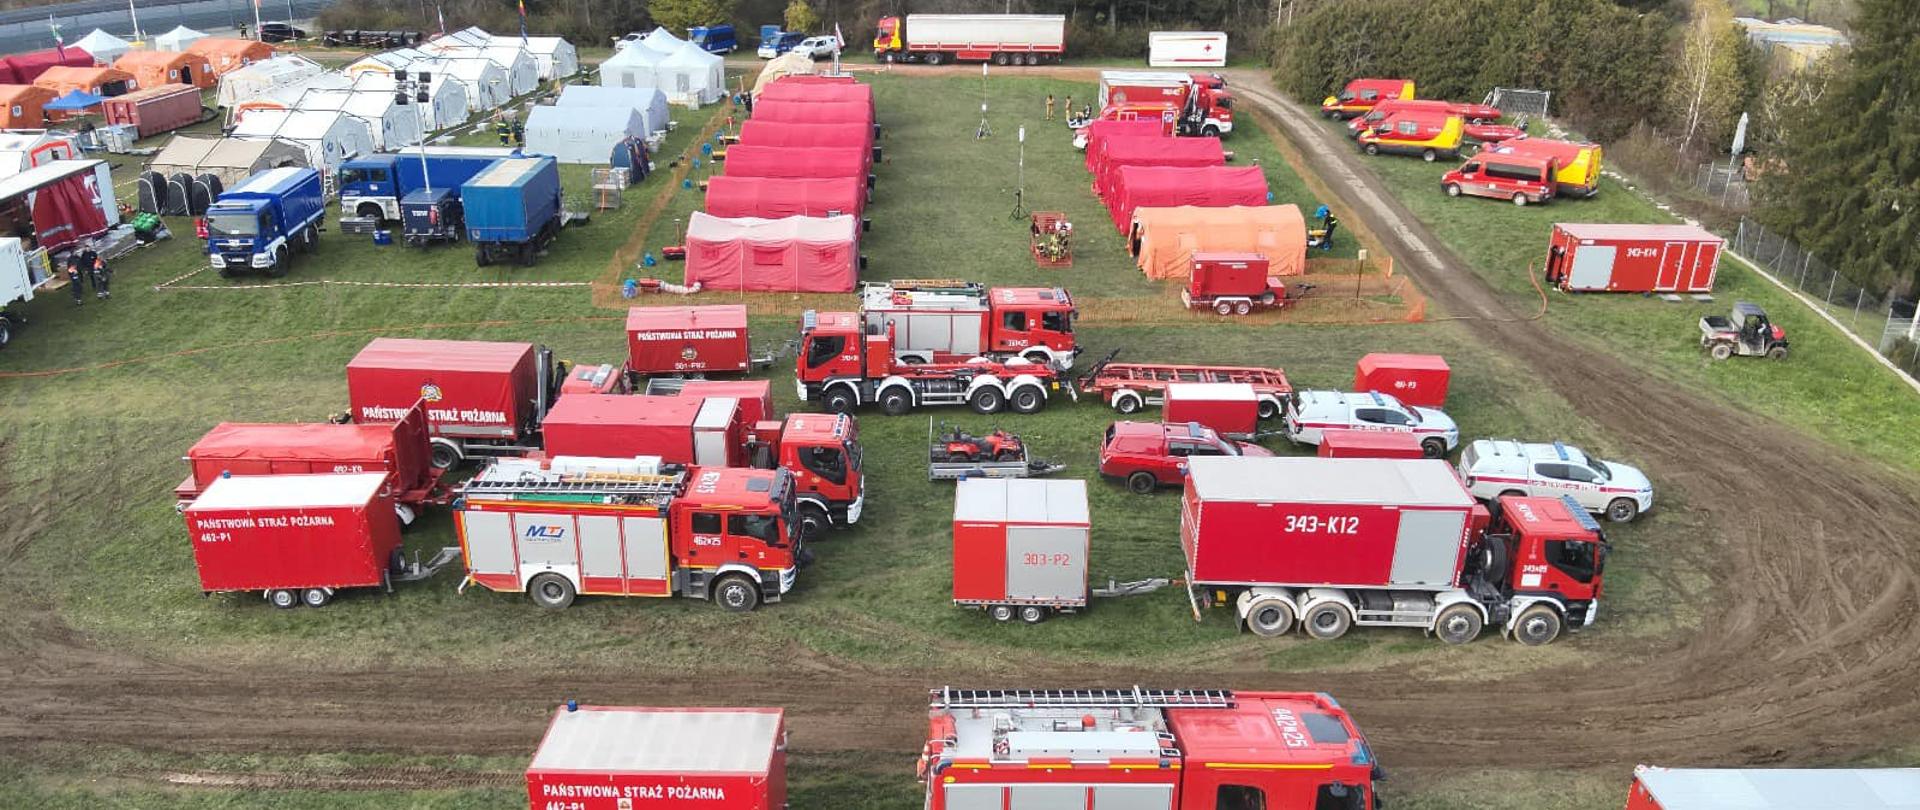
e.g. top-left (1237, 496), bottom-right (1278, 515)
top-left (527, 573), bottom-right (576, 610)
top-left (267, 589), bottom-right (299, 609)
top-left (429, 441), bottom-right (461, 470)
top-left (925, 51), bottom-right (944, 65)
top-left (1303, 603), bottom-right (1352, 640)
top-left (1126, 471), bottom-right (1157, 495)
top-left (1433, 603), bottom-right (1483, 644)
top-left (475, 245), bottom-right (493, 267)
top-left (1214, 300), bottom-right (1234, 316)
top-left (880, 388), bottom-right (912, 416)
top-left (1258, 398), bottom-right (1281, 420)
top-left (1008, 386), bottom-right (1044, 414)
top-left (822, 387), bottom-right (857, 414)
top-left (1422, 148), bottom-right (1437, 162)
top-left (304, 224), bottom-right (320, 253)
top-left (355, 202), bottom-right (386, 222)
top-left (517, 242), bottom-right (536, 267)
top-left (1445, 183), bottom-right (1462, 197)
top-left (882, 52), bottom-right (896, 64)
top-left (266, 247), bottom-right (289, 278)
top-left (1019, 606), bottom-right (1048, 624)
top-left (1246, 599), bottom-right (1294, 637)
top-left (0, 315), bottom-right (12, 348)
top-left (713, 574), bottom-right (760, 612)
top-left (1233, 300), bottom-right (1252, 316)
top-left (993, 52), bottom-right (1008, 65)
top-left (1709, 342), bottom-right (1733, 360)
top-left (1112, 391), bottom-right (1143, 414)
top-left (969, 386), bottom-right (1005, 414)
top-left (1511, 193), bottom-right (1528, 207)
top-left (796, 503), bottom-right (830, 542)
top-left (989, 604), bottom-right (1014, 622)
top-left (1421, 437), bottom-right (1447, 458)
top-left (1512, 604), bottom-right (1562, 646)
top-left (1605, 498), bottom-right (1639, 523)
top-left (301, 588), bottom-right (332, 608)
top-left (1203, 124), bottom-right (1221, 137)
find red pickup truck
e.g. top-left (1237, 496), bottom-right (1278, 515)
top-left (1097, 420), bottom-right (1270, 494)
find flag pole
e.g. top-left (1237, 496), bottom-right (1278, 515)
top-left (252, 0), bottom-right (264, 42)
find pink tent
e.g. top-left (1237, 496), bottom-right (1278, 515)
top-left (684, 212), bottom-right (860, 293)
top-left (1080, 118), bottom-right (1167, 171)
top-left (722, 145), bottom-right (869, 181)
top-left (751, 99), bottom-right (873, 128)
top-left (1094, 136), bottom-right (1226, 199)
top-left (1106, 165), bottom-right (1268, 232)
top-left (706, 176), bottom-right (865, 219)
top-left (759, 80), bottom-right (874, 113)
top-left (737, 121), bottom-right (874, 165)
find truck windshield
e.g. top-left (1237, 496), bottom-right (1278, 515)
top-left (844, 440), bottom-right (863, 471)
top-left (205, 212), bottom-right (262, 238)
top-left (805, 335), bottom-right (845, 368)
top-left (1588, 459), bottom-right (1612, 481)
top-left (728, 513), bottom-right (780, 545)
top-left (1042, 310), bottom-right (1073, 334)
top-left (339, 167), bottom-right (387, 185)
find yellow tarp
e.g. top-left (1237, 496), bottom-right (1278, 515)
top-left (1131, 204), bottom-right (1307, 280)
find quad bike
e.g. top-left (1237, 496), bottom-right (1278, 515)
top-left (932, 423), bottom-right (1026, 463)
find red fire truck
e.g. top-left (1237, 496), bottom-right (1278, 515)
top-left (1183, 456), bottom-right (1609, 645)
top-left (920, 687), bottom-right (1382, 810)
top-left (798, 310), bottom-right (1070, 416)
top-left (1096, 70), bottom-right (1237, 137)
top-left (744, 412), bottom-right (864, 539)
top-left (454, 460), bottom-right (804, 611)
top-left (860, 280), bottom-right (1080, 371)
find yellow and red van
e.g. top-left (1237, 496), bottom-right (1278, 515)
top-left (1356, 110), bottom-right (1463, 162)
top-left (1484, 137), bottom-right (1604, 197)
top-left (1320, 78), bottom-right (1415, 118)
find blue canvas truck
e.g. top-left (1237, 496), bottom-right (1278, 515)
top-left (690, 24), bottom-right (738, 53)
top-left (337, 146), bottom-right (519, 224)
top-left (462, 155), bottom-right (563, 267)
top-left (203, 167), bottom-right (327, 278)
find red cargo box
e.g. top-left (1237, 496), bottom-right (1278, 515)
top-left (1354, 352), bottom-right (1450, 408)
top-left (184, 472), bottom-right (402, 595)
top-left (527, 705), bottom-right (787, 810)
top-left (1317, 429), bottom-right (1427, 459)
top-left (626, 304), bottom-right (751, 375)
top-left (541, 394), bottom-right (745, 467)
top-left (1163, 382), bottom-right (1259, 439)
top-left (1181, 457), bottom-right (1476, 588)
top-left (952, 478), bottom-right (1091, 613)
top-left (1189, 252), bottom-right (1272, 298)
top-left (678, 379), bottom-right (774, 426)
top-left (177, 403), bottom-right (439, 506)
top-left (347, 338), bottom-right (538, 440)
top-left (99, 83), bottom-right (202, 138)
top-left (1546, 223), bottom-right (1722, 294)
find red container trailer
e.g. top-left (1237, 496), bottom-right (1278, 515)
top-left (99, 83), bottom-right (203, 138)
top-left (1182, 251), bottom-right (1289, 315)
top-left (346, 338), bottom-right (551, 468)
top-left (678, 379), bottom-right (775, 426)
top-left (1353, 352), bottom-right (1450, 407)
top-left (626, 304), bottom-right (752, 376)
top-left (1163, 382), bottom-right (1259, 439)
top-left (1624, 765), bottom-right (1920, 810)
top-left (527, 704), bottom-right (787, 810)
top-left (1318, 429), bottom-right (1428, 459)
top-left (174, 402), bottom-right (444, 519)
top-left (1545, 223), bottom-right (1723, 294)
top-left (183, 472), bottom-right (403, 609)
top-left (539, 394), bottom-right (747, 467)
top-left (951, 477), bottom-right (1090, 622)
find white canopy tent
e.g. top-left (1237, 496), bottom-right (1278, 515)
top-left (598, 42), bottom-right (662, 90)
top-left (477, 45), bottom-right (539, 96)
top-left (555, 85), bottom-right (668, 135)
top-left (352, 71), bottom-right (469, 131)
top-left (640, 27), bottom-right (686, 55)
top-left (344, 48), bottom-right (434, 78)
top-left (657, 42), bottom-right (725, 106)
top-left (154, 25), bottom-right (207, 52)
top-left (520, 36), bottom-right (579, 79)
top-left (426, 57), bottom-right (510, 114)
top-left (290, 89), bottom-right (423, 151)
top-left (423, 26), bottom-right (492, 51)
top-left (525, 105), bottom-right (643, 164)
top-left (74, 29), bottom-right (131, 64)
top-left (230, 109), bottom-right (375, 175)
top-left (216, 55), bottom-right (328, 108)
top-left (228, 71), bottom-right (353, 125)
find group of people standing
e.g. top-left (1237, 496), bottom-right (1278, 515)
top-left (64, 244), bottom-right (112, 306)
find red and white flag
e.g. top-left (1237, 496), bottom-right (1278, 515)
top-left (833, 23), bottom-right (844, 50)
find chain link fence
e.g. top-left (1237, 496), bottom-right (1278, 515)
top-left (1731, 217), bottom-right (1920, 374)
top-left (1693, 161), bottom-right (1751, 210)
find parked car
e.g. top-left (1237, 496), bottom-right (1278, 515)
top-left (1098, 420), bottom-right (1270, 495)
top-left (1282, 390), bottom-right (1459, 458)
top-left (1458, 439), bottom-right (1654, 522)
top-left (259, 22), bottom-right (305, 43)
top-left (791, 35), bottom-right (840, 59)
top-left (1441, 152), bottom-right (1556, 206)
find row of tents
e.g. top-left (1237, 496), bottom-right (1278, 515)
top-left (600, 26), bottom-right (727, 106)
top-left (0, 35), bottom-right (274, 128)
top-left (1079, 118), bottom-right (1307, 281)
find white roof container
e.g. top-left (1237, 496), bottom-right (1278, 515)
top-left (953, 478), bottom-right (1090, 525)
top-left (529, 706), bottom-right (781, 774)
top-left (1630, 766), bottom-right (1920, 810)
top-left (1186, 457), bottom-right (1474, 506)
top-left (189, 472), bottom-right (388, 510)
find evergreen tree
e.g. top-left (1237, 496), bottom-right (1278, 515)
top-left (649, 0), bottom-right (738, 34)
top-left (784, 0), bottom-right (821, 34)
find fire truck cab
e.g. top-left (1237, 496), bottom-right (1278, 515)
top-left (920, 687), bottom-right (1382, 810)
top-left (746, 412), bottom-right (866, 538)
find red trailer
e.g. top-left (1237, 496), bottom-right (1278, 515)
top-left (1354, 352), bottom-right (1450, 407)
top-left (735, 120), bottom-right (878, 163)
top-left (1317, 429), bottom-right (1427, 459)
top-left (704, 176), bottom-right (865, 219)
top-left (526, 704), bottom-right (787, 810)
top-left (1076, 117), bottom-right (1167, 170)
top-left (346, 338), bottom-right (550, 469)
top-left (100, 83), bottom-right (203, 138)
top-left (183, 472), bottom-right (402, 609)
top-left (174, 403), bottom-right (445, 519)
top-left (1077, 353), bottom-right (1292, 419)
top-left (1546, 223), bottom-right (1723, 294)
top-left (951, 477), bottom-right (1090, 623)
top-left (1182, 251), bottom-right (1290, 315)
top-left (626, 304), bottom-right (752, 376)
top-left (678, 379), bottom-right (775, 426)
top-left (539, 394), bottom-right (747, 467)
top-left (1107, 165), bottom-right (1268, 233)
top-left (1092, 135), bottom-right (1225, 198)
top-left (1624, 765), bottom-right (1920, 810)
top-left (721, 145), bottom-right (871, 184)
top-left (1163, 382), bottom-right (1259, 439)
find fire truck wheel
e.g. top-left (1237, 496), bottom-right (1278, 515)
top-left (429, 442), bottom-right (461, 470)
top-left (882, 52), bottom-right (896, 63)
top-left (1511, 193), bottom-right (1528, 207)
top-left (1112, 392), bottom-right (1143, 414)
top-left (1512, 604), bottom-right (1563, 646)
top-left (823, 387), bottom-right (857, 414)
top-left (1203, 125), bottom-right (1221, 137)
top-left (1303, 603), bottom-right (1352, 640)
top-left (989, 605), bottom-right (1015, 622)
top-left (925, 51), bottom-right (944, 66)
top-left (880, 388), bottom-right (912, 416)
top-left (1246, 599), bottom-right (1294, 637)
top-left (1214, 300), bottom-right (1234, 316)
top-left (1445, 183), bottom-right (1462, 198)
top-left (1709, 342), bottom-right (1733, 361)
top-left (301, 588), bottom-right (332, 608)
top-left (1233, 301), bottom-right (1252, 316)
top-left (1127, 472), bottom-right (1157, 495)
top-left (1420, 437), bottom-right (1448, 459)
top-left (1605, 498), bottom-right (1640, 523)
top-left (713, 575), bottom-right (761, 612)
top-left (1009, 387), bottom-right (1044, 414)
top-left (527, 573), bottom-right (577, 610)
top-left (969, 387), bottom-right (1006, 414)
top-left (1434, 604), bottom-right (1483, 644)
top-left (796, 503), bottom-right (831, 541)
top-left (1767, 345), bottom-right (1789, 360)
top-left (1258, 399), bottom-right (1281, 420)
top-left (1019, 606), bottom-right (1048, 624)
top-left (267, 589), bottom-right (299, 609)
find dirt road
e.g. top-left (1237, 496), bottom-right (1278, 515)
top-left (3, 67), bottom-right (1919, 790)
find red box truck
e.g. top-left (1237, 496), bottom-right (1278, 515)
top-left (175, 402), bottom-right (445, 521)
top-left (627, 304), bottom-right (752, 375)
top-left (346, 338), bottom-right (555, 469)
top-left (677, 379), bottom-right (775, 426)
top-left (526, 704), bottom-right (787, 810)
top-left (1318, 429), bottom-right (1427, 459)
top-left (1354, 352), bottom-right (1450, 407)
top-left (1546, 223), bottom-right (1723, 294)
top-left (183, 472), bottom-right (403, 609)
top-left (951, 478), bottom-right (1090, 623)
top-left (539, 394), bottom-right (747, 467)
top-left (1163, 382), bottom-right (1259, 439)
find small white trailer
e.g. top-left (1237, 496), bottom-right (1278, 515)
top-left (1148, 31), bottom-right (1228, 68)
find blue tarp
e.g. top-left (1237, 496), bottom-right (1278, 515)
top-left (45, 89), bottom-right (104, 111)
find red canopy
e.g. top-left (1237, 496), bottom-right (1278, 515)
top-left (1095, 136), bottom-right (1225, 199)
top-left (706, 176), bottom-right (865, 219)
top-left (723, 145), bottom-right (869, 181)
top-left (751, 99), bottom-right (873, 127)
top-left (30, 168), bottom-right (110, 251)
top-left (1107, 165), bottom-right (1268, 232)
top-left (3, 48), bottom-right (96, 83)
top-left (684, 212), bottom-right (859, 293)
top-left (759, 80), bottom-right (874, 112)
top-left (738, 121), bottom-right (872, 163)
top-left (1081, 118), bottom-right (1167, 170)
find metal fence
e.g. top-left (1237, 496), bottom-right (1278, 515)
top-left (0, 0), bottom-right (335, 54)
top-left (1693, 160), bottom-right (1751, 210)
top-left (1486, 87), bottom-right (1551, 118)
top-left (1731, 217), bottom-right (1918, 369)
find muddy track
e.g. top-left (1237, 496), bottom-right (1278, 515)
top-left (4, 67), bottom-right (1920, 787)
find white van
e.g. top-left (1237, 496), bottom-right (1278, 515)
top-left (1282, 390), bottom-right (1459, 458)
top-left (1458, 439), bottom-right (1654, 522)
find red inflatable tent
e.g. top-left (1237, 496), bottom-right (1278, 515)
top-left (751, 99), bottom-right (873, 128)
top-left (3, 48), bottom-right (96, 84)
top-left (758, 80), bottom-right (874, 112)
top-left (722, 145), bottom-right (869, 182)
top-left (737, 121), bottom-right (874, 164)
top-left (684, 212), bottom-right (860, 293)
top-left (1107, 165), bottom-right (1268, 232)
top-left (706, 176), bottom-right (865, 219)
top-left (1094, 135), bottom-right (1226, 198)
top-left (1079, 118), bottom-right (1168, 171)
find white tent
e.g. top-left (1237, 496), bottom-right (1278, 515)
top-left (555, 85), bottom-right (668, 135)
top-left (427, 57), bottom-right (510, 114)
top-left (478, 45), bottom-right (539, 96)
top-left (230, 109), bottom-right (375, 174)
top-left (422, 26), bottom-right (492, 52)
top-left (217, 56), bottom-right (329, 108)
top-left (352, 71), bottom-right (469, 131)
top-left (154, 25), bottom-right (207, 52)
top-left (525, 104), bottom-right (643, 164)
top-left (344, 47), bottom-right (433, 78)
top-left (640, 27), bottom-right (686, 55)
top-left (290, 88), bottom-right (423, 150)
top-left (599, 44), bottom-right (662, 90)
top-left (74, 29), bottom-right (131, 64)
top-left (657, 42), bottom-right (725, 106)
top-left (229, 71), bottom-right (353, 125)
top-left (521, 36), bottom-right (579, 79)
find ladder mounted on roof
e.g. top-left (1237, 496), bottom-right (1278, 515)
top-left (459, 471), bottom-right (687, 504)
top-left (931, 686), bottom-right (1236, 711)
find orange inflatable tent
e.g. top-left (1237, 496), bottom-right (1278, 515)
top-left (0, 84), bottom-right (55, 128)
top-left (1130, 204), bottom-right (1308, 280)
top-left (188, 38), bottom-right (274, 77)
top-left (33, 65), bottom-right (135, 97)
top-left (113, 49), bottom-right (215, 89)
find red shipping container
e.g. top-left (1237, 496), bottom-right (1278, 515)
top-left (183, 472), bottom-right (402, 595)
top-left (1354, 352), bottom-right (1450, 408)
top-left (176, 404), bottom-right (439, 505)
top-left (1181, 457), bottom-right (1477, 588)
top-left (1163, 382), bottom-right (1259, 438)
top-left (100, 84), bottom-right (203, 138)
top-left (678, 379), bottom-right (775, 426)
top-left (526, 705), bottom-right (787, 810)
top-left (1317, 429), bottom-right (1427, 459)
top-left (1546, 223), bottom-right (1723, 294)
top-left (540, 394), bottom-right (746, 467)
top-left (347, 339), bottom-right (539, 441)
top-left (626, 304), bottom-right (751, 375)
top-left (952, 478), bottom-right (1090, 614)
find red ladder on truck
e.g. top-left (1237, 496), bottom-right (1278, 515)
top-left (459, 471), bottom-right (687, 505)
top-left (930, 686), bottom-right (1236, 710)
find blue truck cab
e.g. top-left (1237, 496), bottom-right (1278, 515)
top-left (758, 30), bottom-right (804, 58)
top-left (204, 166), bottom-right (327, 278)
top-left (462, 155), bottom-right (563, 267)
top-left (689, 24), bottom-right (737, 53)
top-left (337, 147), bottom-right (519, 223)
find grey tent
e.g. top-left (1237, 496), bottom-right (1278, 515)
top-left (148, 135), bottom-right (308, 187)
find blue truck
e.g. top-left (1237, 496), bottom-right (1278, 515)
top-left (689, 24), bottom-right (737, 53)
top-left (337, 146), bottom-right (519, 224)
top-left (757, 28), bottom-right (805, 58)
top-left (463, 155), bottom-right (563, 267)
top-left (203, 166), bottom-right (327, 278)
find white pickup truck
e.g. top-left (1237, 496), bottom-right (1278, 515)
top-left (1457, 439), bottom-right (1654, 522)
